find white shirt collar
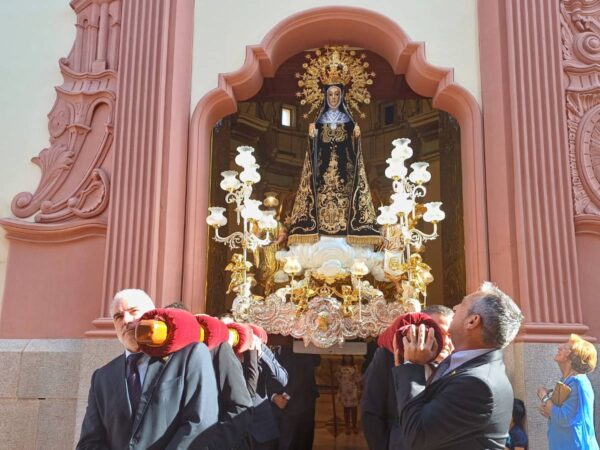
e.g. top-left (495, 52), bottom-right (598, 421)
top-left (445, 348), bottom-right (494, 374)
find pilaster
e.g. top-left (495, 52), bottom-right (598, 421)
top-left (89, 0), bottom-right (195, 335)
top-left (479, 0), bottom-right (589, 341)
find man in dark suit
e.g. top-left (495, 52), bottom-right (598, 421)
top-left (77, 289), bottom-right (219, 449)
top-left (248, 343), bottom-right (289, 450)
top-left (361, 305), bottom-right (454, 450)
top-left (393, 282), bottom-right (524, 450)
top-left (165, 303), bottom-right (254, 449)
top-left (205, 341), bottom-right (254, 449)
top-left (273, 347), bottom-right (321, 450)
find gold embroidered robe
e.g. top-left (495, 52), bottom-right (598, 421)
top-left (287, 119), bottom-right (380, 245)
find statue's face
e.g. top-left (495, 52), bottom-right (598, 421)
top-left (327, 87), bottom-right (341, 109)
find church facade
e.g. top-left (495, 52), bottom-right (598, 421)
top-left (0, 1), bottom-right (599, 448)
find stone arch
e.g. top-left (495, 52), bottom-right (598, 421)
top-left (184, 6), bottom-right (487, 311)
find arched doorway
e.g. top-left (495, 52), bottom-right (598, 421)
top-left (184, 6), bottom-right (486, 448)
top-left (184, 6), bottom-right (487, 314)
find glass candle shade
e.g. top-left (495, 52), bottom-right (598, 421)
top-left (235, 145), bottom-right (257, 168)
top-left (385, 158), bottom-right (408, 180)
top-left (241, 199), bottom-right (263, 221)
top-left (423, 202), bottom-right (445, 223)
top-left (207, 206), bottom-right (227, 227)
top-left (409, 162), bottom-right (431, 184)
top-left (220, 170), bottom-right (241, 192)
top-left (377, 205), bottom-right (398, 225)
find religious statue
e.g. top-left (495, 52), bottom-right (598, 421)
top-left (287, 46), bottom-right (380, 246)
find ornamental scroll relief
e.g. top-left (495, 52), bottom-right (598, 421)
top-left (561, 0), bottom-right (600, 216)
top-left (10, 0), bottom-right (121, 223)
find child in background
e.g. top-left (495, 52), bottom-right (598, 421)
top-left (506, 398), bottom-right (528, 450)
top-left (336, 355), bottom-right (362, 434)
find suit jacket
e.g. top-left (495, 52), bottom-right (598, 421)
top-left (273, 349), bottom-right (320, 416)
top-left (204, 342), bottom-right (253, 449)
top-left (393, 349), bottom-right (513, 450)
top-left (250, 344), bottom-right (288, 443)
top-left (362, 347), bottom-right (405, 450)
top-left (77, 342), bottom-right (219, 450)
top-left (272, 349), bottom-right (320, 450)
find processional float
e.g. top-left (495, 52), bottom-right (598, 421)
top-left (206, 46), bottom-right (445, 348)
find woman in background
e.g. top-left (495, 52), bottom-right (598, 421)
top-left (537, 334), bottom-right (598, 450)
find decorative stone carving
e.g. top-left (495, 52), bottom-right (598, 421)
top-left (561, 0), bottom-right (600, 216)
top-left (10, 0), bottom-right (121, 223)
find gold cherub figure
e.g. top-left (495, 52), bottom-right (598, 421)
top-left (341, 285), bottom-right (358, 317)
top-left (225, 254), bottom-right (253, 294)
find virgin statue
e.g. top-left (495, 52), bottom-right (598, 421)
top-left (287, 47), bottom-right (380, 247)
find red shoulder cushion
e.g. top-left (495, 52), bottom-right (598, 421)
top-left (249, 324), bottom-right (268, 345)
top-left (195, 314), bottom-right (230, 350)
top-left (377, 312), bottom-right (444, 363)
top-left (226, 322), bottom-right (253, 354)
top-left (137, 308), bottom-right (201, 357)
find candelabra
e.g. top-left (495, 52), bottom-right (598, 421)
top-left (209, 139), bottom-right (445, 348)
top-left (206, 146), bottom-right (277, 298)
top-left (377, 138), bottom-right (445, 303)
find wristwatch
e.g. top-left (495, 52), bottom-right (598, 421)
top-left (541, 390), bottom-right (553, 405)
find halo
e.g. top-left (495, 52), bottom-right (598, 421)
top-left (295, 45), bottom-right (375, 120)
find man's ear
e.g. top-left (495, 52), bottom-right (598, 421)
top-left (465, 314), bottom-right (481, 330)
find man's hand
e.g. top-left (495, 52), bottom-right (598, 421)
top-left (354, 125), bottom-right (361, 138)
top-left (392, 331), bottom-right (402, 367)
top-left (250, 335), bottom-right (263, 357)
top-left (309, 123), bottom-right (317, 138)
top-left (537, 387), bottom-right (548, 402)
top-left (539, 400), bottom-right (552, 418)
top-left (403, 324), bottom-right (438, 365)
top-left (272, 394), bottom-right (289, 410)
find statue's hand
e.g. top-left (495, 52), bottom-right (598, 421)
top-left (309, 123), bottom-right (316, 138)
top-left (354, 125), bottom-right (361, 137)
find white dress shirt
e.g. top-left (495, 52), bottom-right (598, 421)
top-left (441, 348), bottom-right (493, 377)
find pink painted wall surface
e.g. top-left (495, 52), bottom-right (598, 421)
top-left (576, 220), bottom-right (600, 338)
top-left (478, 0), bottom-right (597, 341)
top-left (0, 0), bottom-right (120, 338)
top-left (0, 222), bottom-right (105, 337)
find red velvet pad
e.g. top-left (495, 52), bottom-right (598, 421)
top-left (226, 322), bottom-right (253, 354)
top-left (195, 314), bottom-right (230, 350)
top-left (249, 324), bottom-right (268, 345)
top-left (138, 308), bottom-right (201, 357)
top-left (377, 312), bottom-right (444, 363)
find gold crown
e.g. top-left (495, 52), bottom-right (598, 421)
top-left (319, 50), bottom-right (352, 85)
top-left (296, 45), bottom-right (375, 119)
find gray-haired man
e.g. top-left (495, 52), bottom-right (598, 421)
top-left (77, 289), bottom-right (219, 449)
top-left (393, 282), bottom-right (524, 450)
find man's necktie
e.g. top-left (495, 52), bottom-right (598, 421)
top-left (126, 353), bottom-right (144, 415)
top-left (429, 355), bottom-right (452, 385)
